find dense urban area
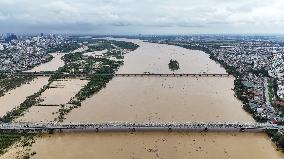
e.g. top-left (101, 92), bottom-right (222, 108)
top-left (1, 33), bottom-right (284, 157)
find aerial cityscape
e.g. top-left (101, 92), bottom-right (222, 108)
top-left (1, 0), bottom-right (284, 159)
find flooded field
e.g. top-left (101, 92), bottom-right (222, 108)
top-left (0, 77), bottom-right (48, 117)
top-left (39, 79), bottom-right (88, 106)
top-left (25, 53), bottom-right (65, 72)
top-left (25, 132), bottom-right (283, 159)
top-left (17, 78), bottom-right (88, 122)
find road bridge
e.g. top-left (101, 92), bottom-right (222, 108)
top-left (1, 72), bottom-right (232, 78)
top-left (0, 122), bottom-right (280, 134)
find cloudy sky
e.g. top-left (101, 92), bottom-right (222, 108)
top-left (1, 0), bottom-right (284, 34)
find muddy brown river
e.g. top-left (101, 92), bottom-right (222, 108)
top-left (1, 39), bottom-right (284, 159)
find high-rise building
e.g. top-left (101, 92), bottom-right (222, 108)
top-left (4, 33), bottom-right (17, 42)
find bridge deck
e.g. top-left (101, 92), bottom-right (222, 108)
top-left (0, 122), bottom-right (279, 133)
top-left (1, 73), bottom-right (233, 78)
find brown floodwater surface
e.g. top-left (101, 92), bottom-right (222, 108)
top-left (17, 78), bottom-right (88, 122)
top-left (111, 38), bottom-right (227, 74)
top-left (66, 77), bottom-right (253, 123)
top-left (1, 39), bottom-right (283, 159)
top-left (0, 77), bottom-right (49, 117)
top-left (66, 39), bottom-right (252, 123)
top-left (28, 132), bottom-right (284, 159)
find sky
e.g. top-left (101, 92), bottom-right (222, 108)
top-left (1, 0), bottom-right (284, 35)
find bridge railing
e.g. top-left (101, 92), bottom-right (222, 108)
top-left (0, 121), bottom-right (278, 130)
top-left (2, 72), bottom-right (233, 78)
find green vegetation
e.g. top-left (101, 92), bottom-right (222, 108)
top-left (168, 59), bottom-right (180, 71)
top-left (251, 68), bottom-right (270, 77)
top-left (266, 130), bottom-right (284, 150)
top-left (0, 132), bottom-right (35, 157)
top-left (86, 39), bottom-right (139, 52)
top-left (47, 42), bottom-right (81, 53)
top-left (0, 75), bottom-right (34, 97)
top-left (87, 41), bottom-right (115, 51)
top-left (110, 40), bottom-right (139, 51)
top-left (268, 78), bottom-right (277, 102)
top-left (0, 132), bottom-right (22, 155)
top-left (49, 53), bottom-right (122, 80)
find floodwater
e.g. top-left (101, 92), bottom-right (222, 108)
top-left (27, 132), bottom-right (283, 159)
top-left (115, 39), bottom-right (227, 74)
top-left (25, 53), bottom-right (66, 72)
top-left (2, 39), bottom-right (284, 159)
top-left (0, 77), bottom-right (49, 117)
top-left (65, 39), bottom-right (251, 123)
top-left (16, 78), bottom-right (88, 123)
top-left (65, 77), bottom-right (253, 123)
top-left (39, 79), bottom-right (88, 106)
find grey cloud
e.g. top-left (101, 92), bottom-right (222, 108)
top-left (0, 0), bottom-right (284, 34)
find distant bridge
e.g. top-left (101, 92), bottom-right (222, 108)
top-left (0, 122), bottom-right (280, 134)
top-left (1, 72), bottom-right (232, 78)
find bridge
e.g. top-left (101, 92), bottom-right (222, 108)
top-left (0, 122), bottom-right (280, 134)
top-left (1, 72), bottom-right (232, 78)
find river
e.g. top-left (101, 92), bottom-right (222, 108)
top-left (65, 38), bottom-right (252, 123)
top-left (1, 39), bottom-right (283, 159)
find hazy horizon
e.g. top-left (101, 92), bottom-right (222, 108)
top-left (1, 0), bottom-right (284, 34)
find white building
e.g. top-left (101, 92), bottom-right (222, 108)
top-left (0, 44), bottom-right (4, 50)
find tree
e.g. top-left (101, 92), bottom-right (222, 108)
top-left (168, 59), bottom-right (180, 71)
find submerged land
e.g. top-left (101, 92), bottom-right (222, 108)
top-left (0, 34), bottom-right (284, 158)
